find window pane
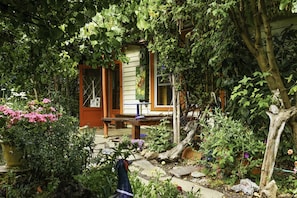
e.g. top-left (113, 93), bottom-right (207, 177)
top-left (111, 65), bottom-right (120, 109)
top-left (157, 82), bottom-right (172, 105)
top-left (83, 68), bottom-right (102, 108)
top-left (156, 69), bottom-right (172, 106)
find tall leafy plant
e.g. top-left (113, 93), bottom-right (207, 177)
top-left (146, 119), bottom-right (174, 152)
top-left (227, 72), bottom-right (272, 137)
top-left (200, 110), bottom-right (265, 184)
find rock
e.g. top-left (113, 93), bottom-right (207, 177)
top-left (129, 166), bottom-right (140, 173)
top-left (169, 166), bottom-right (198, 178)
top-left (127, 153), bottom-right (143, 161)
top-left (192, 178), bottom-right (210, 186)
top-left (191, 171), bottom-right (206, 178)
top-left (144, 151), bottom-right (159, 160)
top-left (140, 149), bottom-right (148, 156)
top-left (132, 159), bottom-right (155, 170)
top-left (231, 178), bottom-right (259, 196)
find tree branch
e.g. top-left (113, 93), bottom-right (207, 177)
top-left (229, 6), bottom-right (257, 57)
top-left (251, 0), bottom-right (262, 48)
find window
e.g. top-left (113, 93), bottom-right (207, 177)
top-left (82, 68), bottom-right (102, 108)
top-left (150, 53), bottom-right (173, 110)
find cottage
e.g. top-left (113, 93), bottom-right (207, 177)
top-left (78, 45), bottom-right (174, 137)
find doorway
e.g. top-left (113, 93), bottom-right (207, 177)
top-left (79, 63), bottom-right (122, 127)
top-left (108, 63), bottom-right (122, 117)
top-left (79, 66), bottom-right (103, 127)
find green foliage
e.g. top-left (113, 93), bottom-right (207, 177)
top-left (75, 138), bottom-right (134, 197)
top-left (75, 165), bottom-right (117, 198)
top-left (129, 172), bottom-right (201, 198)
top-left (200, 111), bottom-right (265, 184)
top-left (280, 0), bottom-right (297, 12)
top-left (0, 171), bottom-right (32, 197)
top-left (0, 0), bottom-right (120, 43)
top-left (132, 0), bottom-right (261, 112)
top-left (276, 174), bottom-right (297, 194)
top-left (0, 1), bottom-right (133, 115)
top-left (146, 119), bottom-right (174, 153)
top-left (0, 32), bottom-right (79, 116)
top-left (0, 120), bottom-right (95, 197)
top-left (25, 116), bottom-right (95, 178)
top-left (227, 72), bottom-right (272, 136)
top-left (274, 26), bottom-right (297, 101)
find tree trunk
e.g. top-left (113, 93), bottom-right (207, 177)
top-left (234, 0), bottom-right (297, 147)
top-left (259, 105), bottom-right (297, 193)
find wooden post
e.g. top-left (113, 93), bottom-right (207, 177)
top-left (176, 86), bottom-right (181, 143)
top-left (172, 75), bottom-right (180, 144)
top-left (102, 67), bottom-right (108, 138)
top-left (131, 125), bottom-right (140, 139)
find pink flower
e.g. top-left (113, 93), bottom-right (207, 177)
top-left (36, 107), bottom-right (44, 112)
top-left (42, 98), bottom-right (51, 104)
top-left (0, 97), bottom-right (60, 132)
top-left (24, 112), bottom-right (38, 123)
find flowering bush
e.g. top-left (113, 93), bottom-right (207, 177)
top-left (0, 96), bottom-right (61, 148)
top-left (0, 90), bottom-right (96, 196)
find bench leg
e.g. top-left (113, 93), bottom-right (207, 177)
top-left (132, 125), bottom-right (140, 139)
top-left (103, 122), bottom-right (109, 138)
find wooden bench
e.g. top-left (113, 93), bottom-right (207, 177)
top-left (128, 116), bottom-right (172, 139)
top-left (114, 114), bottom-right (170, 128)
top-left (101, 117), bottom-right (131, 128)
top-left (102, 116), bottom-right (172, 139)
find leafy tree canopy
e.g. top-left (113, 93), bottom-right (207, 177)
top-left (0, 0), bottom-right (120, 43)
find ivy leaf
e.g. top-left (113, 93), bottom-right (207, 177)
top-left (286, 74), bottom-right (293, 83)
top-left (239, 76), bottom-right (251, 85)
top-left (279, 0), bottom-right (292, 10)
top-left (288, 84), bottom-right (297, 95)
top-left (136, 18), bottom-right (150, 30)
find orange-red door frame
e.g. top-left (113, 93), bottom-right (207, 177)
top-left (79, 65), bottom-right (103, 127)
top-left (103, 61), bottom-right (122, 137)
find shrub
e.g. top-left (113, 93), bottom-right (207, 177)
top-left (146, 119), bottom-right (174, 152)
top-left (75, 137), bottom-right (134, 198)
top-left (227, 72), bottom-right (272, 140)
top-left (129, 172), bottom-right (201, 198)
top-left (0, 115), bottom-right (96, 197)
top-left (200, 110), bottom-right (265, 184)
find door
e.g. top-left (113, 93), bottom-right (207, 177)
top-left (108, 63), bottom-right (122, 117)
top-left (79, 65), bottom-right (103, 127)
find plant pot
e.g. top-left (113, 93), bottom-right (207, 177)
top-left (1, 143), bottom-right (24, 168)
top-left (182, 147), bottom-right (202, 160)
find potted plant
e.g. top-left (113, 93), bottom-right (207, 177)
top-left (0, 91), bottom-right (61, 168)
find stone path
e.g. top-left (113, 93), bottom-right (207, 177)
top-left (94, 134), bottom-right (224, 198)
